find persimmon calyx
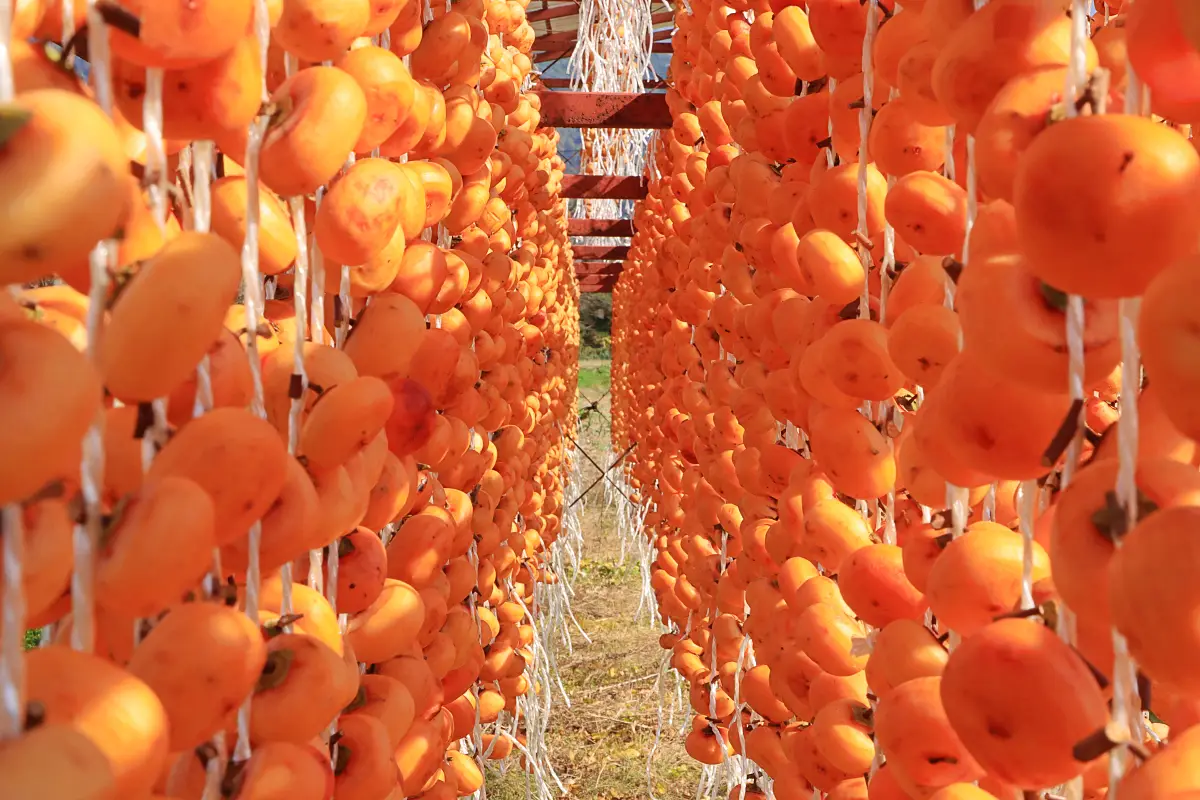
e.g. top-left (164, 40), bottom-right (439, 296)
top-left (255, 649), bottom-right (296, 692)
top-left (23, 700), bottom-right (46, 732)
top-left (0, 107), bottom-right (32, 149)
top-left (97, 493), bottom-right (135, 551)
top-left (849, 703), bottom-right (875, 729)
top-left (1091, 488), bottom-right (1159, 541)
top-left (1039, 282), bottom-right (1069, 313)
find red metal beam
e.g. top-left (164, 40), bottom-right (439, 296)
top-left (574, 245), bottom-right (630, 261)
top-left (576, 263), bottom-right (624, 278)
top-left (527, 2), bottom-right (579, 22)
top-left (535, 91), bottom-right (671, 129)
top-left (578, 279), bottom-right (618, 293)
top-left (568, 218), bottom-right (635, 236)
top-left (576, 267), bottom-right (624, 283)
top-left (534, 49), bottom-right (571, 63)
top-left (532, 29), bottom-right (579, 51)
top-left (560, 175), bottom-right (648, 200)
top-left (651, 41), bottom-right (672, 52)
top-left (534, 11), bottom-right (672, 53)
top-left (540, 77), bottom-right (667, 90)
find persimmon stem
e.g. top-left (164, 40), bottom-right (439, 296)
top-left (261, 613), bottom-right (304, 639)
top-left (333, 742), bottom-right (352, 776)
top-left (134, 402), bottom-right (156, 439)
top-left (97, 494), bottom-right (133, 551)
top-left (23, 701), bottom-right (45, 732)
top-left (1138, 672), bottom-right (1152, 712)
top-left (194, 742), bottom-right (219, 767)
top-left (58, 27), bottom-right (88, 68)
top-left (0, 108), bottom-right (32, 150)
top-left (941, 257), bottom-right (964, 284)
top-left (993, 605), bottom-right (1044, 622)
top-left (1042, 398), bottom-right (1085, 467)
top-left (94, 0), bottom-right (142, 38)
top-left (221, 759), bottom-right (246, 797)
top-left (1070, 644), bottom-right (1110, 690)
top-left (21, 480), bottom-right (65, 507)
top-left (1074, 720), bottom-right (1151, 764)
top-left (1073, 721), bottom-right (1127, 762)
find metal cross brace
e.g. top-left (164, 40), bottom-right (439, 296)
top-left (563, 434), bottom-right (638, 510)
top-left (578, 390), bottom-right (613, 425)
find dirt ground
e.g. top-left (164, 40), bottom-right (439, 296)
top-left (484, 371), bottom-right (701, 799)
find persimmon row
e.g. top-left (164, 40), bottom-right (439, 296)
top-left (0, 0), bottom-right (584, 798)
top-left (612, 0), bottom-right (1200, 798)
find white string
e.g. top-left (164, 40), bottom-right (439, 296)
top-left (232, 0), bottom-right (273, 767)
top-left (186, 133), bottom-right (225, 800)
top-left (61, 0), bottom-right (76, 66)
top-left (961, 135), bottom-right (977, 267)
top-left (192, 141), bottom-right (214, 233)
top-left (286, 193), bottom-right (311, 455)
top-left (72, 0), bottom-right (119, 656)
top-left (1017, 479), bottom-right (1037, 610)
top-left (0, 0), bottom-right (13, 103)
top-left (855, 0), bottom-right (879, 320)
top-left (335, 265), bottom-right (351, 347)
top-left (310, 187), bottom-right (327, 346)
top-left (144, 69), bottom-right (168, 231)
top-left (568, 0), bottom-right (654, 231)
top-left (1054, 4), bottom-right (1090, 797)
top-left (1108, 49), bottom-right (1150, 796)
top-left (0, 505), bottom-right (24, 740)
top-left (0, 0), bottom-right (24, 744)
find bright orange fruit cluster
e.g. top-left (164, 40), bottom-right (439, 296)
top-left (612, 0), bottom-right (1200, 797)
top-left (0, 0), bottom-right (583, 798)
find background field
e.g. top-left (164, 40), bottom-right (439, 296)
top-left (485, 358), bottom-right (702, 799)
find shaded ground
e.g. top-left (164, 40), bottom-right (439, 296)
top-left (486, 371), bottom-right (700, 799)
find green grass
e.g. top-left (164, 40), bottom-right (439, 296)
top-left (579, 364), bottom-right (611, 390)
top-left (485, 371), bottom-right (700, 799)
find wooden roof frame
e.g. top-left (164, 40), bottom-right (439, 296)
top-left (529, 2), bottom-right (676, 60)
top-left (531, 3), bottom-right (672, 292)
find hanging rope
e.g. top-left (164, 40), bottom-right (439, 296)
top-left (71, 0), bottom-right (119, 657)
